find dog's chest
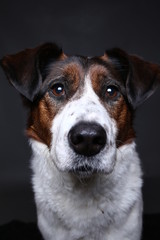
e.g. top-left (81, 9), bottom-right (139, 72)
top-left (37, 177), bottom-right (119, 239)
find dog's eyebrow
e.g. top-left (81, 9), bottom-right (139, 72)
top-left (89, 64), bottom-right (110, 81)
top-left (50, 75), bottom-right (65, 81)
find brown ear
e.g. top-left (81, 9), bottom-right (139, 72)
top-left (0, 43), bottom-right (63, 102)
top-left (106, 48), bottom-right (160, 109)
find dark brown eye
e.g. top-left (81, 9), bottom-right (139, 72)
top-left (106, 85), bottom-right (119, 99)
top-left (52, 83), bottom-right (65, 97)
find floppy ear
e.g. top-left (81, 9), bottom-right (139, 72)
top-left (0, 43), bottom-right (63, 102)
top-left (106, 48), bottom-right (160, 109)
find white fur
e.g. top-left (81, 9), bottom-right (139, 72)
top-left (30, 74), bottom-right (143, 240)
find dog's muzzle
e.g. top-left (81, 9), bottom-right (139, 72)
top-left (68, 121), bottom-right (107, 157)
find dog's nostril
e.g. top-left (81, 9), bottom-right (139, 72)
top-left (68, 122), bottom-right (107, 157)
top-left (71, 133), bottom-right (84, 145)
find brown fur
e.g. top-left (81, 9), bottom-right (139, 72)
top-left (90, 64), bottom-right (110, 96)
top-left (26, 94), bottom-right (57, 147)
top-left (108, 97), bottom-right (135, 147)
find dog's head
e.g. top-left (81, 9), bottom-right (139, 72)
top-left (1, 43), bottom-right (160, 177)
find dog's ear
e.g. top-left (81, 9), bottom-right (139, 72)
top-left (105, 48), bottom-right (160, 109)
top-left (0, 43), bottom-right (63, 102)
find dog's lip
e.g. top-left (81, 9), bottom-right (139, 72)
top-left (69, 164), bottom-right (97, 177)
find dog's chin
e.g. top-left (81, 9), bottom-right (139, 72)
top-left (69, 165), bottom-right (99, 179)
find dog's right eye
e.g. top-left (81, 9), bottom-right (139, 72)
top-left (105, 85), bottom-right (120, 100)
top-left (51, 83), bottom-right (65, 97)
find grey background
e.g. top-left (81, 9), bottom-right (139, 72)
top-left (0, 0), bottom-right (160, 224)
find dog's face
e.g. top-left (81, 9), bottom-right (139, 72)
top-left (1, 43), bottom-right (160, 178)
top-left (49, 58), bottom-right (120, 176)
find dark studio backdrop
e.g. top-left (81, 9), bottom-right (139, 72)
top-left (0, 0), bottom-right (160, 225)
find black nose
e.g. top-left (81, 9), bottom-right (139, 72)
top-left (68, 122), bottom-right (107, 157)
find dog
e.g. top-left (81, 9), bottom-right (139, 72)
top-left (1, 43), bottom-right (160, 240)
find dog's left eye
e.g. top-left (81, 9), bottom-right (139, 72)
top-left (106, 85), bottom-right (119, 100)
top-left (51, 83), bottom-right (65, 97)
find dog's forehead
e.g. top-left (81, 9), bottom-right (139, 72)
top-left (47, 55), bottom-right (111, 84)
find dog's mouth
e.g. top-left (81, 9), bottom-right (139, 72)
top-left (75, 165), bottom-right (93, 172)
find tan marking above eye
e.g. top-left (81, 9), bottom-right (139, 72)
top-left (89, 65), bottom-right (110, 92)
top-left (63, 63), bottom-right (82, 82)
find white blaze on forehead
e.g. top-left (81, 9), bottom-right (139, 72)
top-left (50, 74), bottom-right (118, 172)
